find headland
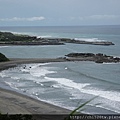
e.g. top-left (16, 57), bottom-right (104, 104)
top-left (0, 31), bottom-right (114, 46)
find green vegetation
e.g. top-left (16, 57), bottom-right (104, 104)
top-left (0, 114), bottom-right (35, 120)
top-left (65, 96), bottom-right (98, 120)
top-left (0, 53), bottom-right (9, 62)
top-left (0, 31), bottom-right (36, 42)
top-left (0, 31), bottom-right (64, 45)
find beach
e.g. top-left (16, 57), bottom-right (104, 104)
top-left (0, 87), bottom-right (70, 114)
top-left (0, 58), bottom-right (72, 114)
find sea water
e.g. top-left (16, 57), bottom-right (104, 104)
top-left (0, 25), bottom-right (120, 114)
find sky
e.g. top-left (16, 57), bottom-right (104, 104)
top-left (0, 0), bottom-right (120, 26)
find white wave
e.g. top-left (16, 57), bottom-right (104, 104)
top-left (4, 81), bottom-right (13, 87)
top-left (21, 68), bottom-right (30, 73)
top-left (11, 76), bottom-right (19, 80)
top-left (0, 46), bottom-right (9, 48)
top-left (103, 62), bottom-right (120, 65)
top-left (81, 88), bottom-right (120, 102)
top-left (0, 72), bottom-right (8, 78)
top-left (43, 76), bottom-right (120, 103)
top-left (4, 81), bottom-right (18, 90)
top-left (95, 104), bottom-right (120, 113)
top-left (74, 38), bottom-right (106, 42)
top-left (37, 35), bottom-right (52, 38)
top-left (11, 32), bottom-right (26, 35)
top-left (44, 77), bottom-right (90, 90)
top-left (30, 67), bottom-right (56, 77)
top-left (19, 63), bottom-right (51, 73)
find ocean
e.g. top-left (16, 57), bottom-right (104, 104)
top-left (0, 25), bottom-right (120, 114)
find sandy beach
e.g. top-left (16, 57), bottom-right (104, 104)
top-left (0, 87), bottom-right (70, 114)
top-left (0, 58), bottom-right (71, 115)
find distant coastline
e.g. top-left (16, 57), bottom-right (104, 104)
top-left (0, 31), bottom-right (114, 46)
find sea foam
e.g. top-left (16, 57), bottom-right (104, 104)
top-left (74, 38), bottom-right (106, 42)
top-left (30, 67), bottom-right (56, 77)
top-left (44, 75), bottom-right (120, 103)
top-left (37, 35), bottom-right (52, 38)
top-left (0, 46), bottom-right (9, 48)
top-left (44, 77), bottom-right (90, 90)
top-left (81, 87), bottom-right (120, 102)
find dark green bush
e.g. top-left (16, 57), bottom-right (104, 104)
top-left (0, 53), bottom-right (9, 62)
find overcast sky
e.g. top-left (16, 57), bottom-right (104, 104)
top-left (0, 0), bottom-right (120, 26)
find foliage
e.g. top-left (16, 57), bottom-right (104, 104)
top-left (65, 96), bottom-right (98, 120)
top-left (0, 31), bottom-right (35, 42)
top-left (0, 114), bottom-right (35, 120)
top-left (0, 53), bottom-right (9, 62)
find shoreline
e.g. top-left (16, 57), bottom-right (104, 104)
top-left (0, 87), bottom-right (70, 114)
top-left (0, 56), bottom-right (97, 71)
top-left (0, 58), bottom-right (67, 71)
top-left (0, 58), bottom-right (72, 114)
top-left (0, 57), bottom-right (120, 115)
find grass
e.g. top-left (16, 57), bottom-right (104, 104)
top-left (0, 53), bottom-right (9, 62)
top-left (65, 96), bottom-right (98, 120)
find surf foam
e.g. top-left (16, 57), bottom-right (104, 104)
top-left (30, 67), bottom-right (56, 77)
top-left (44, 77), bottom-right (90, 90)
top-left (74, 38), bottom-right (106, 42)
top-left (81, 88), bottom-right (120, 102)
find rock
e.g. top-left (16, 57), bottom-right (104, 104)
top-left (65, 53), bottom-right (95, 57)
top-left (65, 52), bottom-right (120, 63)
top-left (95, 60), bottom-right (103, 63)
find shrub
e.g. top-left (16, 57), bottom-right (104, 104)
top-left (0, 53), bottom-right (9, 62)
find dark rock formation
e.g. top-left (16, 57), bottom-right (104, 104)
top-left (65, 53), bottom-right (120, 63)
top-left (65, 53), bottom-right (95, 57)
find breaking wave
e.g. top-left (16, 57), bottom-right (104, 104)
top-left (74, 38), bottom-right (106, 42)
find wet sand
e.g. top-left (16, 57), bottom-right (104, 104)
top-left (0, 87), bottom-right (70, 114)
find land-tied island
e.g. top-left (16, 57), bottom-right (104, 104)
top-left (0, 31), bottom-right (120, 117)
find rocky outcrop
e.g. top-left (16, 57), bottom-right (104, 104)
top-left (65, 53), bottom-right (120, 63)
top-left (65, 53), bottom-right (95, 57)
